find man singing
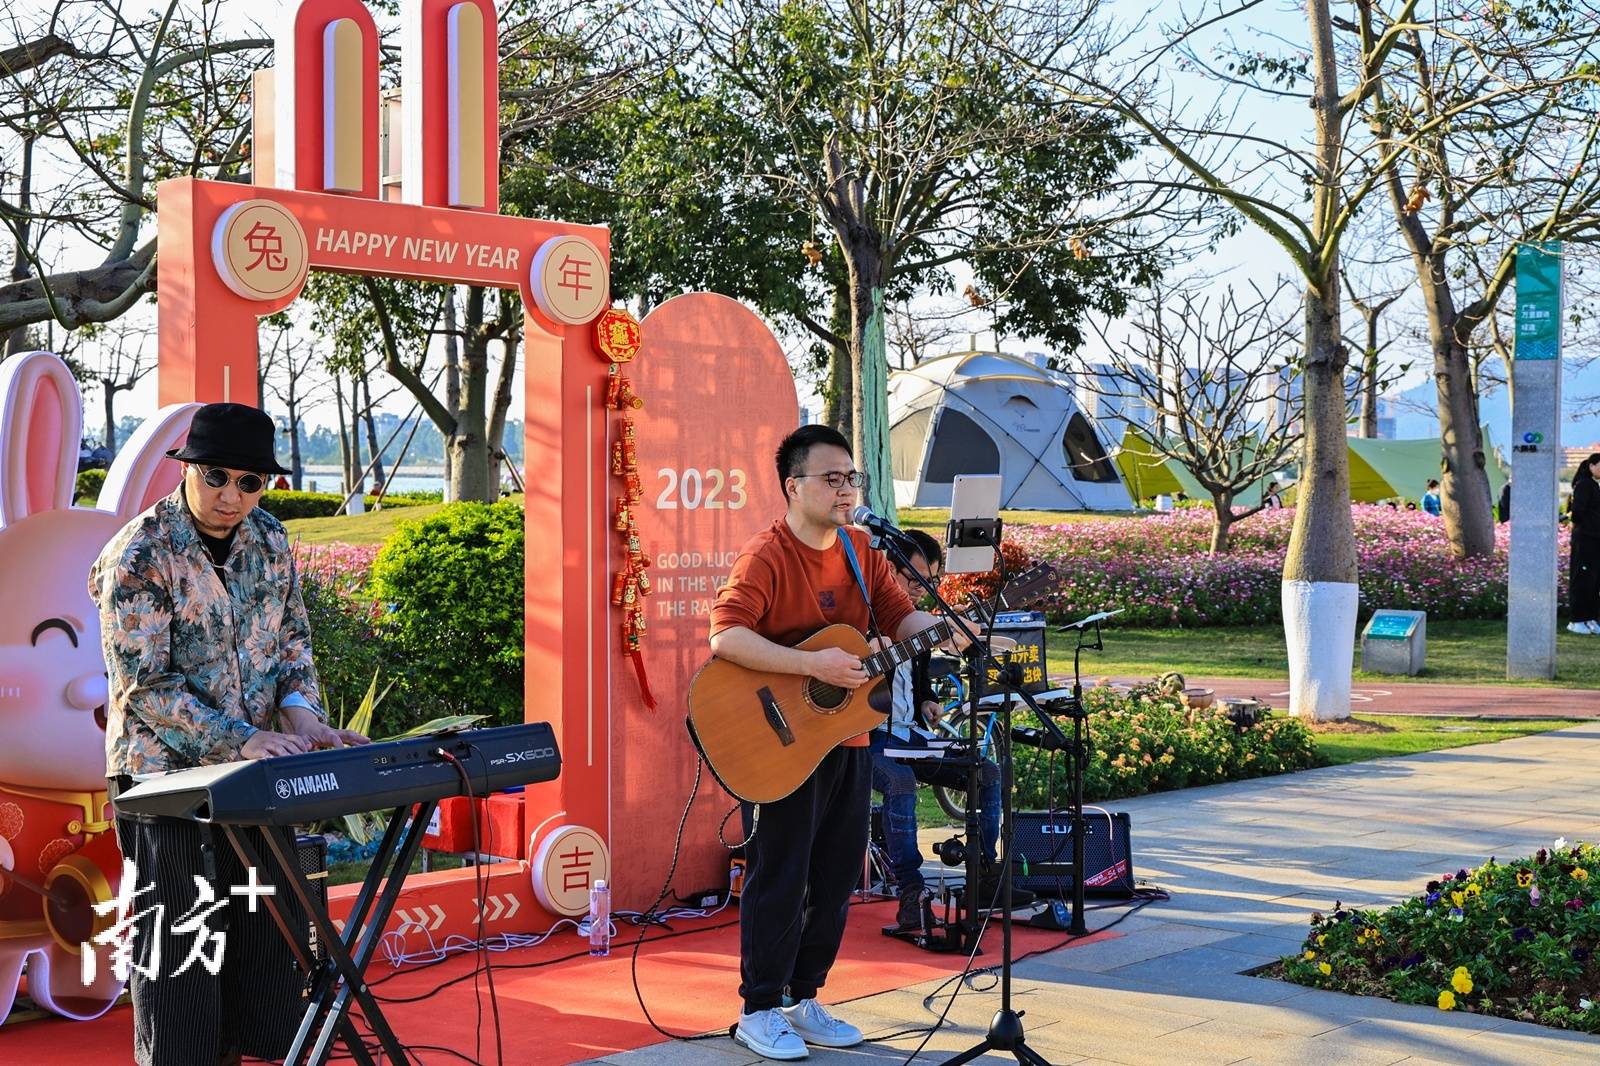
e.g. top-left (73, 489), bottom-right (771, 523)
top-left (92, 402), bottom-right (367, 1066)
top-left (710, 425), bottom-right (952, 1060)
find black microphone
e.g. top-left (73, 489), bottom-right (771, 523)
top-left (849, 505), bottom-right (921, 558)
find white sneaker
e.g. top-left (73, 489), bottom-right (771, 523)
top-left (735, 1008), bottom-right (809, 1060)
top-left (781, 998), bottom-right (865, 1048)
top-left (1567, 622), bottom-right (1593, 635)
top-left (1588, 621), bottom-right (1600, 635)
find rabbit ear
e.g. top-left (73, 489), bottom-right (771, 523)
top-left (0, 350), bottom-right (83, 526)
top-left (100, 403), bottom-right (201, 520)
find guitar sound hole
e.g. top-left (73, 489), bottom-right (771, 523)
top-left (806, 679), bottom-right (850, 712)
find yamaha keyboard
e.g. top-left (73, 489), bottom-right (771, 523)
top-left (113, 722), bottom-right (560, 825)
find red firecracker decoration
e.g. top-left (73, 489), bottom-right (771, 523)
top-left (599, 308), bottom-right (655, 709)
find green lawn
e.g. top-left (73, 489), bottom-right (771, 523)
top-left (282, 494), bottom-right (524, 545)
top-left (1308, 713), bottom-right (1589, 765)
top-left (899, 507), bottom-right (1130, 536)
top-left (284, 503), bottom-right (446, 545)
top-left (1058, 619), bottom-right (1600, 690)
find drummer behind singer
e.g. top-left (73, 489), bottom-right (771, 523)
top-left (91, 402), bottom-right (367, 1066)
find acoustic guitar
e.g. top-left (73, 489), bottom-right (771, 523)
top-left (686, 561), bottom-right (1059, 803)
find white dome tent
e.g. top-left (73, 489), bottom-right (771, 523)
top-left (888, 350), bottom-right (1133, 510)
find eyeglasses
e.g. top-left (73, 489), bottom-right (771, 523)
top-left (792, 470), bottom-right (868, 490)
top-left (195, 466), bottom-right (267, 494)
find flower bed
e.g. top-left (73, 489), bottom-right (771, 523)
top-left (295, 542), bottom-right (383, 594)
top-left (1011, 681), bottom-right (1320, 806)
top-left (1280, 842), bottom-right (1600, 1034)
top-left (964, 506), bottom-right (1566, 627)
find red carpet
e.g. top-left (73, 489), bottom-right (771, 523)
top-left (0, 899), bottom-right (1117, 1065)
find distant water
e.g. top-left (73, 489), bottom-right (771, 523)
top-left (299, 467), bottom-right (444, 496)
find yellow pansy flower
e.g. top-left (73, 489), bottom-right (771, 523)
top-left (1437, 990), bottom-right (1456, 1010)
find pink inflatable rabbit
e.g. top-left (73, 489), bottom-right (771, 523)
top-left (0, 350), bottom-right (198, 1022)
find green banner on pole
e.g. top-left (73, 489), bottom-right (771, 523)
top-left (860, 286), bottom-right (895, 521)
top-left (1515, 242), bottom-right (1562, 361)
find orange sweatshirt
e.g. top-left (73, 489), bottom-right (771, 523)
top-left (710, 520), bottom-right (916, 747)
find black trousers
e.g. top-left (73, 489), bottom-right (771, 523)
top-left (1572, 537), bottom-right (1600, 624)
top-left (738, 746), bottom-right (870, 1014)
top-left (111, 780), bottom-right (306, 1066)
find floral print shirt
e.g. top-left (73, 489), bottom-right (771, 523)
top-left (90, 488), bottom-right (324, 775)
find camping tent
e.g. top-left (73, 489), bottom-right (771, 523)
top-left (1347, 430), bottom-right (1508, 504)
top-left (1115, 427), bottom-right (1508, 508)
top-left (888, 351), bottom-right (1133, 510)
top-left (1113, 426), bottom-right (1278, 508)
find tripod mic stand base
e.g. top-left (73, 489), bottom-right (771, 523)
top-left (939, 1009), bottom-right (1053, 1065)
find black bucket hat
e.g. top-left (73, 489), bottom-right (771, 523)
top-left (166, 402), bottom-right (292, 475)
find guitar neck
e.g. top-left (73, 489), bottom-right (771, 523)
top-left (861, 620), bottom-right (953, 679)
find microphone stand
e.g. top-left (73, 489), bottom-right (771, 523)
top-left (859, 522), bottom-right (1068, 1066)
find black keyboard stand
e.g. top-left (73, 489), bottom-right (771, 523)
top-left (222, 799), bottom-right (437, 1066)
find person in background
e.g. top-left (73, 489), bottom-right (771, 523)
top-left (1422, 479), bottom-right (1442, 516)
top-left (868, 529), bottom-right (1009, 932)
top-left (1567, 453), bottom-right (1600, 635)
top-left (1497, 480), bottom-right (1511, 525)
top-left (272, 474), bottom-right (291, 491)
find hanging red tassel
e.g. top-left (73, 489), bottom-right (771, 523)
top-left (629, 647), bottom-right (657, 709)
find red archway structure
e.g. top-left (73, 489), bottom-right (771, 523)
top-left (157, 0), bottom-right (614, 930)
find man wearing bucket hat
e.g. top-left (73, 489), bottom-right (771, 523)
top-left (90, 402), bottom-right (367, 1066)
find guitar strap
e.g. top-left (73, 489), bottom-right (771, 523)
top-left (836, 531), bottom-right (883, 639)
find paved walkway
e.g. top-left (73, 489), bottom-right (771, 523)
top-left (585, 722), bottom-right (1600, 1066)
top-left (1108, 676), bottom-right (1600, 719)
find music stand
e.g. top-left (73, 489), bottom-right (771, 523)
top-left (857, 496), bottom-right (1069, 1065)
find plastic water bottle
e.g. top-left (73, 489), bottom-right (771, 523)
top-left (588, 880), bottom-right (611, 957)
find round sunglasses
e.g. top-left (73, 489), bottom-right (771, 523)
top-left (195, 466), bottom-right (268, 494)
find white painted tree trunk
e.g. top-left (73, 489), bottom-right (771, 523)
top-left (1282, 580), bottom-right (1357, 721)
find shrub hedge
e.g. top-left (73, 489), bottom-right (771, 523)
top-left (367, 500), bottom-right (525, 726)
top-left (1011, 682), bottom-right (1320, 806)
top-left (76, 467), bottom-right (107, 505)
top-left (1281, 843), bottom-right (1600, 1033)
top-left (260, 490), bottom-right (429, 521)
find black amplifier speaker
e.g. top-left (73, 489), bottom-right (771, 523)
top-left (294, 833), bottom-right (329, 966)
top-left (1010, 810), bottom-right (1135, 898)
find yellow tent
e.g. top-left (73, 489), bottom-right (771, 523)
top-left (1345, 429), bottom-right (1508, 504)
top-left (1114, 426), bottom-right (1506, 508)
top-left (1113, 427), bottom-right (1274, 508)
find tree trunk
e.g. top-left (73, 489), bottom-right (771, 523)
top-left (288, 410), bottom-right (304, 490)
top-left (5, 134), bottom-right (35, 357)
top-left (448, 287), bottom-right (492, 503)
top-left (486, 301), bottom-right (520, 496)
top-left (1209, 493), bottom-right (1234, 554)
top-left (103, 381), bottom-right (118, 456)
top-left (361, 368), bottom-right (384, 489)
top-left (1281, 0), bottom-right (1358, 722)
top-left (349, 380), bottom-right (364, 494)
top-left (333, 376), bottom-right (353, 500)
top-left (821, 279), bottom-right (851, 436)
top-left (1359, 323), bottom-right (1379, 438)
top-left (443, 290), bottom-right (460, 500)
top-left (1422, 288), bottom-right (1495, 558)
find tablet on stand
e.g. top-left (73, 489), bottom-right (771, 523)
top-left (944, 473), bottom-right (1003, 574)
